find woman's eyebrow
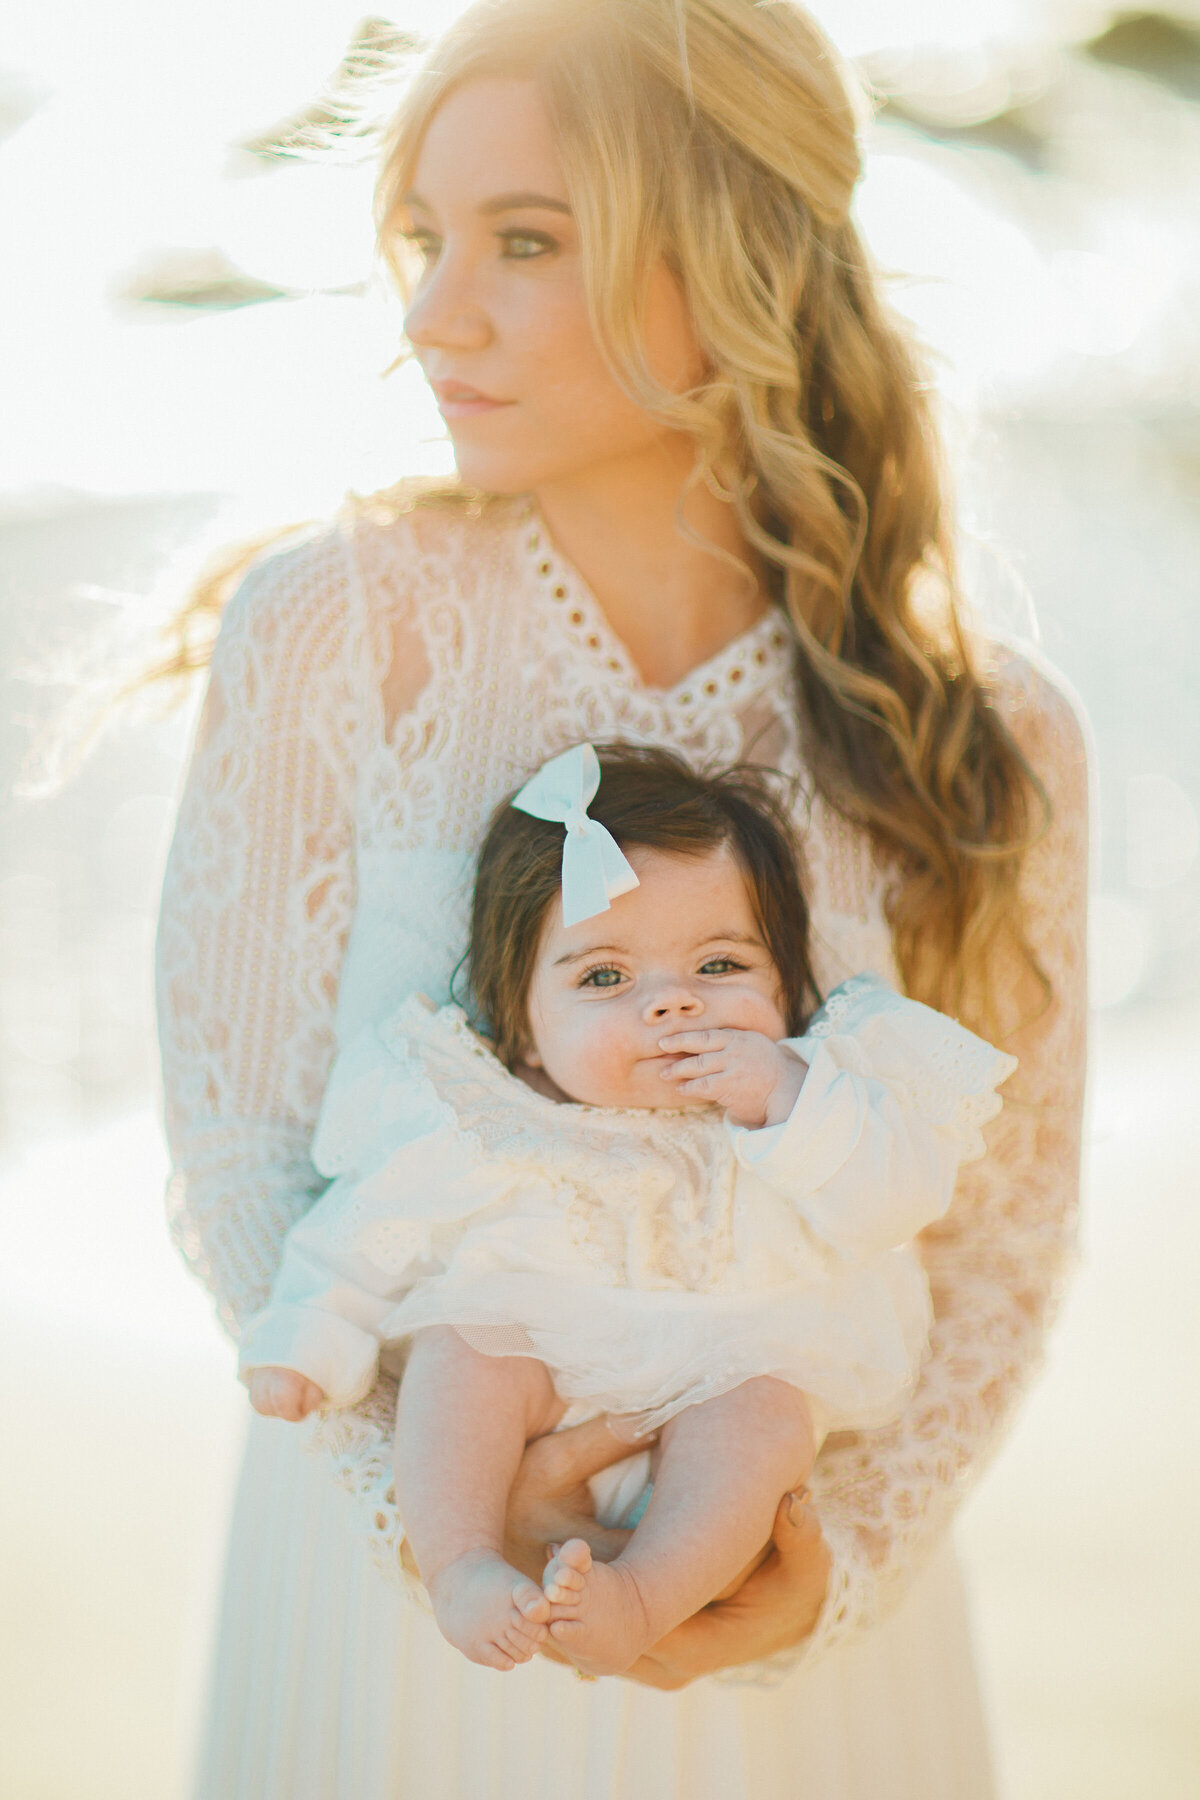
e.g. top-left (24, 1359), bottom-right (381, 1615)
top-left (554, 944), bottom-right (623, 966)
top-left (402, 189), bottom-right (572, 218)
top-left (477, 191), bottom-right (572, 216)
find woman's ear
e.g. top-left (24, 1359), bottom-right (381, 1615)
top-left (522, 1042), bottom-right (543, 1069)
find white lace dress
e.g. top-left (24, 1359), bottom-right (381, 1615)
top-left (157, 491), bottom-right (1089, 1800)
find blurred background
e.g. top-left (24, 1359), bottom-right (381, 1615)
top-left (1, 3), bottom-right (1197, 1795)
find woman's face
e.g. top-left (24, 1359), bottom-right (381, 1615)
top-left (396, 77), bottom-right (705, 495)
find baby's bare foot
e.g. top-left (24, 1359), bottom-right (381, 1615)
top-left (543, 1538), bottom-right (653, 1677)
top-left (248, 1366), bottom-right (325, 1421)
top-left (427, 1548), bottom-right (551, 1671)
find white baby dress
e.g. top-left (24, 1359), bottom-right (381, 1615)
top-left (238, 972), bottom-right (1017, 1438)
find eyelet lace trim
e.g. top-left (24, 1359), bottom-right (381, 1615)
top-left (519, 500), bottom-right (793, 718)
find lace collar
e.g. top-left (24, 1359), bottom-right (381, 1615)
top-left (515, 500), bottom-right (794, 719)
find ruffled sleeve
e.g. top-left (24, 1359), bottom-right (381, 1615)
top-left (236, 1000), bottom-right (532, 1404)
top-left (727, 977), bottom-right (1017, 1262)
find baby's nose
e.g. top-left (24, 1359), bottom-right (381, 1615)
top-left (644, 984), bottom-right (704, 1021)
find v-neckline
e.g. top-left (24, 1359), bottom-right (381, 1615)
top-left (517, 499), bottom-right (794, 714)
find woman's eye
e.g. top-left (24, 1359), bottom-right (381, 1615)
top-left (498, 229), bottom-right (555, 259)
top-left (699, 957), bottom-right (744, 975)
top-left (580, 967), bottom-right (623, 989)
top-left (398, 229), bottom-right (439, 262)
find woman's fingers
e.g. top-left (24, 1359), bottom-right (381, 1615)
top-left (768, 1487), bottom-right (831, 1631)
top-left (618, 1491), bottom-right (832, 1688)
top-left (527, 1412), bottom-right (648, 1488)
top-left (505, 1416), bottom-right (638, 1571)
top-left (772, 1486), bottom-right (826, 1563)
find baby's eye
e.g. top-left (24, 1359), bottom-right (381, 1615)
top-left (698, 957), bottom-right (746, 975)
top-left (580, 967), bottom-right (624, 989)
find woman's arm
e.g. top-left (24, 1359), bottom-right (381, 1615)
top-left (671, 649), bottom-right (1090, 1686)
top-left (481, 656), bottom-right (1087, 1691)
top-left (156, 526), bottom-right (363, 1338)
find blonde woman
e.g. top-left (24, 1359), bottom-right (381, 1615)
top-left (156, 2), bottom-right (1088, 1795)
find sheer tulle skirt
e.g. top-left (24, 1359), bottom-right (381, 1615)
top-left (192, 1415), bottom-right (996, 1800)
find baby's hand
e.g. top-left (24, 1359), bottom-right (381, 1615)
top-left (246, 1366), bottom-right (326, 1421)
top-left (656, 1029), bottom-right (808, 1129)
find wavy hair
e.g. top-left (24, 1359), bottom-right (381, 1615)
top-left (152, 0), bottom-right (1047, 1029)
top-left (372, 0), bottom-right (1047, 1027)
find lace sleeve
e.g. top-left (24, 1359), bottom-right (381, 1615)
top-left (155, 527), bottom-right (364, 1339)
top-left (718, 649), bottom-right (1091, 1684)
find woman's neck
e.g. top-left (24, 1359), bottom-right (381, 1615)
top-left (532, 444), bottom-right (770, 691)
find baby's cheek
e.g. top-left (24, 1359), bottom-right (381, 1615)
top-left (560, 1015), bottom-right (639, 1104)
top-left (740, 988), bottom-right (788, 1041)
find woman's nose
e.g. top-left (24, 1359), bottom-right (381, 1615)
top-left (403, 254), bottom-right (493, 354)
top-left (643, 983), bottom-right (704, 1023)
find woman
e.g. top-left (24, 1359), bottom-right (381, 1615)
top-left (155, 1), bottom-right (1088, 1794)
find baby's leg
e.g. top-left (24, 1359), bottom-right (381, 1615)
top-left (394, 1326), bottom-right (565, 1671)
top-left (544, 1377), bottom-right (816, 1676)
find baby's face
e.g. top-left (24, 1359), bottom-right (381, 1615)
top-left (523, 843), bottom-right (787, 1109)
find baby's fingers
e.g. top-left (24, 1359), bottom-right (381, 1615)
top-left (658, 1050), bottom-right (726, 1083)
top-left (657, 1028), bottom-right (728, 1054)
top-left (249, 1367), bottom-right (324, 1421)
top-left (670, 1071), bottom-right (730, 1098)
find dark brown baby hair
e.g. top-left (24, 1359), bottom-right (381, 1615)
top-left (468, 743), bottom-right (818, 1067)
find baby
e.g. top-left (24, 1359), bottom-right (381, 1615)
top-left (239, 743), bottom-right (1015, 1678)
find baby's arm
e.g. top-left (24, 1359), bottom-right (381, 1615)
top-left (728, 1015), bottom-right (1014, 1260)
top-left (733, 1060), bottom-right (969, 1258)
top-left (237, 1197), bottom-right (411, 1414)
top-left (660, 1010), bottom-right (1015, 1259)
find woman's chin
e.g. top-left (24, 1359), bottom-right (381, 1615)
top-left (443, 442), bottom-right (542, 498)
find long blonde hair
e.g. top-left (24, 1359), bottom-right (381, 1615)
top-left (370, 0), bottom-right (1043, 1029)
top-left (157, 0), bottom-right (1047, 1027)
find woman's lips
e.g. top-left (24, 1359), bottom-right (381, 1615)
top-left (431, 381), bottom-right (513, 418)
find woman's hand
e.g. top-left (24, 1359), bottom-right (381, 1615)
top-left (398, 1413), bottom-right (634, 1593)
top-left (503, 1414), bottom-right (639, 1586)
top-left (621, 1488), bottom-right (831, 1690)
top-left (404, 1419), bottom-right (830, 1687)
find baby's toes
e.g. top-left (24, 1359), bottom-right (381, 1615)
top-left (544, 1565), bottom-right (586, 1603)
top-left (556, 1538), bottom-right (593, 1575)
top-left (544, 1569), bottom-right (581, 1604)
top-left (513, 1577), bottom-right (550, 1625)
top-left (548, 1618), bottom-right (588, 1651)
top-left (506, 1605), bottom-right (547, 1651)
top-left (500, 1622), bottom-right (539, 1662)
top-left (543, 1537), bottom-right (592, 1603)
